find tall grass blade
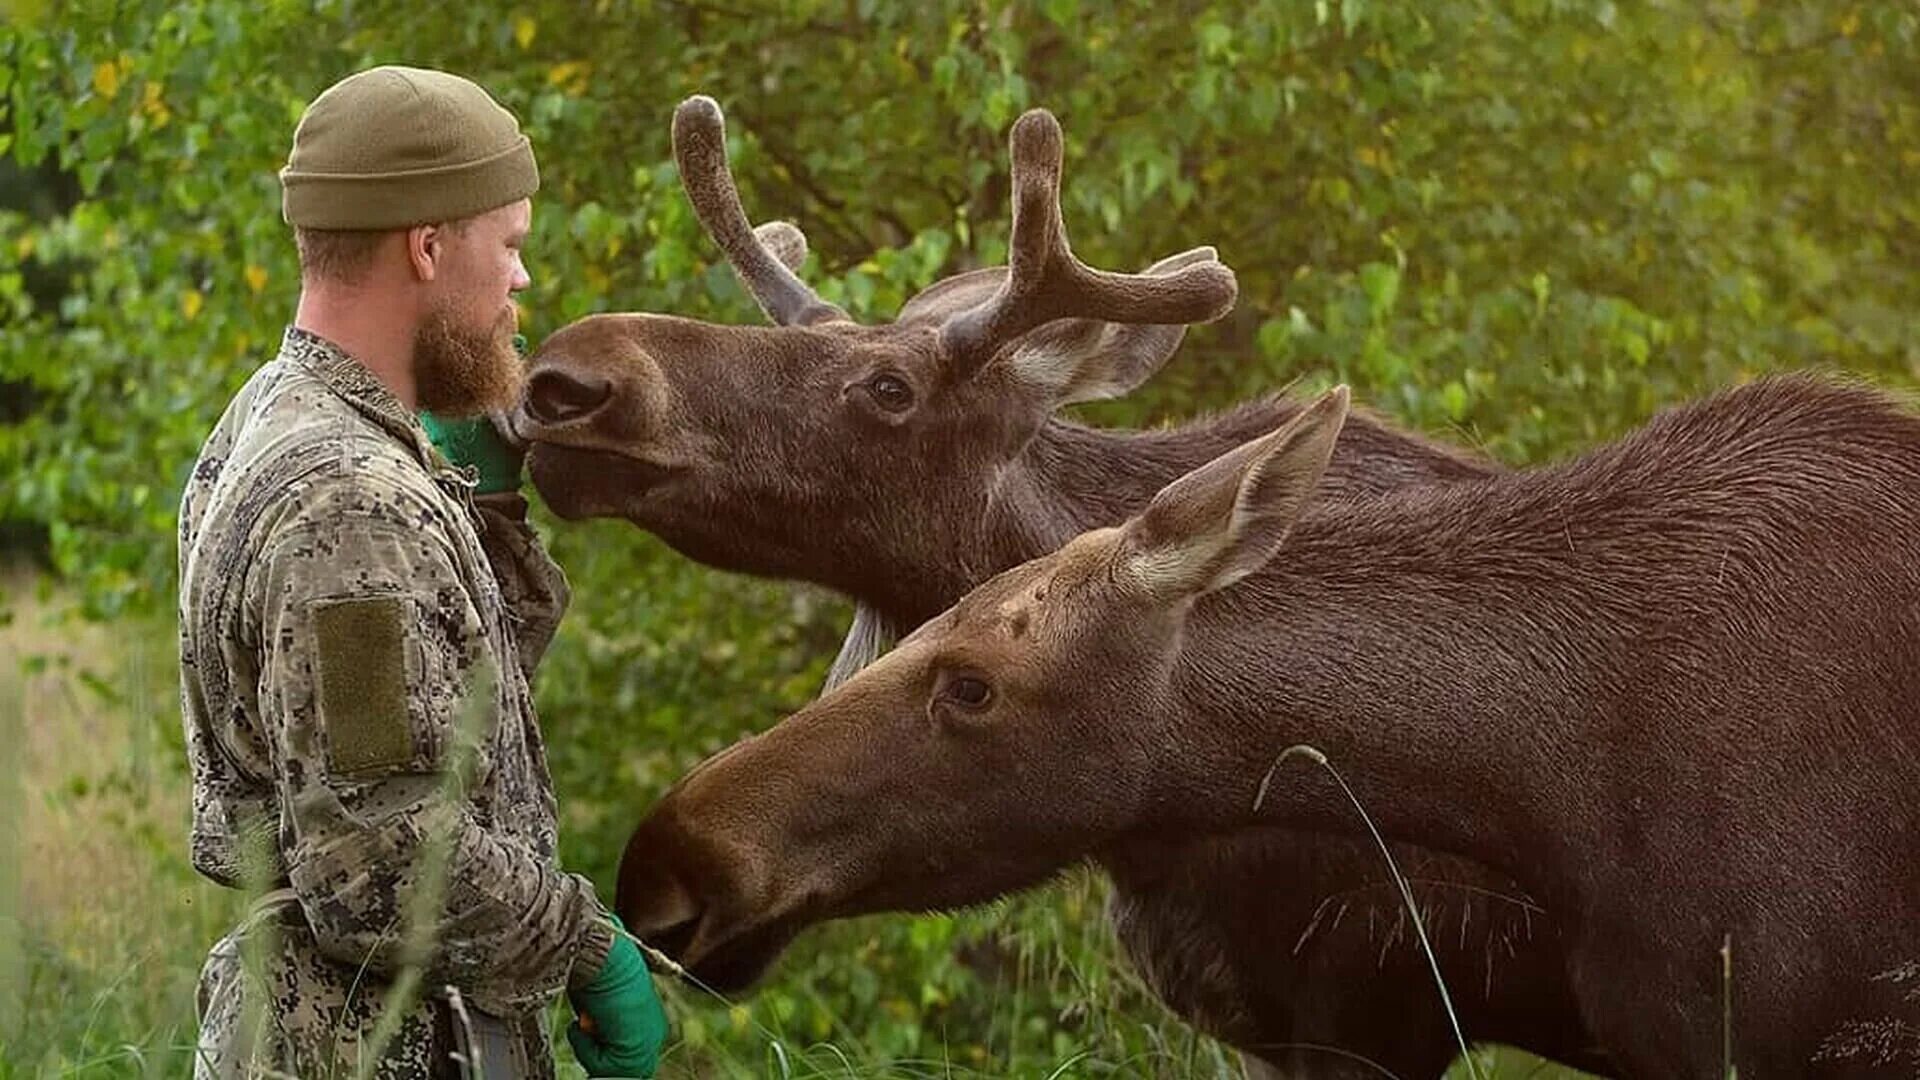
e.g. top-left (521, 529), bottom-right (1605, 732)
top-left (1721, 933), bottom-right (1736, 1080)
top-left (0, 655), bottom-right (22, 1047)
top-left (1256, 744), bottom-right (1482, 1080)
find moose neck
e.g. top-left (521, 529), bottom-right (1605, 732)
top-left (1141, 471), bottom-right (1699, 894)
top-left (884, 398), bottom-right (1495, 628)
top-left (1007, 397), bottom-right (1493, 544)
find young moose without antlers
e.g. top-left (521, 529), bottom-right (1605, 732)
top-left (515, 99), bottom-right (1601, 1073)
top-left (615, 377), bottom-right (1920, 1077)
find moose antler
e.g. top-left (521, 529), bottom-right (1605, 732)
top-left (673, 96), bottom-right (848, 327)
top-left (939, 110), bottom-right (1238, 369)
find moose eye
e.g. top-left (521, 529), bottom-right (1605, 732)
top-left (866, 372), bottom-right (916, 413)
top-left (941, 674), bottom-right (993, 710)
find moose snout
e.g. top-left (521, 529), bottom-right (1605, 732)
top-left (521, 368), bottom-right (612, 426)
top-left (616, 859), bottom-right (703, 963)
top-left (615, 798), bottom-right (755, 966)
top-left (616, 811), bottom-right (703, 947)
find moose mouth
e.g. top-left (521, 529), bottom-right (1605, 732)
top-left (524, 442), bottom-right (684, 520)
top-left (642, 910), bottom-right (807, 995)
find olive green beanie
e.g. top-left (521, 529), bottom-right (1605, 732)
top-left (280, 65), bottom-right (539, 230)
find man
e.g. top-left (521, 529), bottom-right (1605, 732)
top-left (179, 65), bottom-right (665, 1078)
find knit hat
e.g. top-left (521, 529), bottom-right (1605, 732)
top-left (280, 66), bottom-right (539, 230)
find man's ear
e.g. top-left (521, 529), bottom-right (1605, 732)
top-left (1119, 385), bottom-right (1350, 599)
top-left (406, 224), bottom-right (441, 283)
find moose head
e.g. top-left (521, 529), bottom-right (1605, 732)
top-left (511, 97), bottom-right (1236, 627)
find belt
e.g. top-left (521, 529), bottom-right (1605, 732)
top-left (436, 986), bottom-right (530, 1080)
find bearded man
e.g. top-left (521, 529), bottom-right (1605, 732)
top-left (178, 66), bottom-right (665, 1078)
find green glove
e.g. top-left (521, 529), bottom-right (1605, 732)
top-left (420, 334), bottom-right (528, 496)
top-left (421, 413), bottom-right (523, 495)
top-left (567, 914), bottom-right (669, 1078)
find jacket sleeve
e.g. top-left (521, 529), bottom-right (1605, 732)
top-left (472, 491), bottom-right (572, 680)
top-left (252, 507), bottom-right (610, 1016)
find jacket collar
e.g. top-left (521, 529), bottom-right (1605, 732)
top-left (279, 326), bottom-right (445, 474)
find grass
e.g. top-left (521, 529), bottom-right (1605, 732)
top-left (1, 573), bottom-right (242, 1076)
top-left (0, 571), bottom-right (1594, 1078)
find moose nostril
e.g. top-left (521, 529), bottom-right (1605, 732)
top-left (646, 912), bottom-right (702, 966)
top-left (524, 369), bottom-right (611, 425)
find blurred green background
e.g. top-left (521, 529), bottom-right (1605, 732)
top-left (3, 0), bottom-right (1915, 1075)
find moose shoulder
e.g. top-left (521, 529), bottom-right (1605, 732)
top-left (618, 377), bottom-right (1920, 1077)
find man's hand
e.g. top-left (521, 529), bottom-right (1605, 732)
top-left (567, 916), bottom-right (669, 1077)
top-left (422, 413), bottom-right (524, 495)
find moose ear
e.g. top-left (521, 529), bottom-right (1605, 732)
top-left (1120, 386), bottom-right (1349, 599)
top-left (897, 267), bottom-right (1008, 327)
top-left (1000, 247), bottom-right (1221, 406)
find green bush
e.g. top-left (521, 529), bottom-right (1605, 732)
top-left (4, 0), bottom-right (1916, 1072)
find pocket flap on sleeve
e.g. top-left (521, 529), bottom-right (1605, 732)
top-left (313, 595), bottom-right (417, 778)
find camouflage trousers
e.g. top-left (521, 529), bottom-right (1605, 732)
top-left (194, 892), bottom-right (555, 1080)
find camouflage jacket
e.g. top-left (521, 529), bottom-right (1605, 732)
top-left (178, 327), bottom-right (614, 1077)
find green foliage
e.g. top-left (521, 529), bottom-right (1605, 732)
top-left (3, 0), bottom-right (1916, 1073)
